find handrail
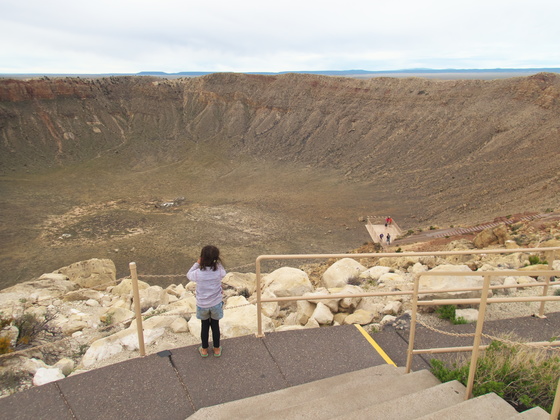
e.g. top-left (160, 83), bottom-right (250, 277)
top-left (406, 269), bottom-right (560, 419)
top-left (254, 246), bottom-right (560, 418)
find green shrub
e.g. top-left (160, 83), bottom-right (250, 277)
top-left (554, 288), bottom-right (560, 297)
top-left (528, 255), bottom-right (548, 265)
top-left (436, 305), bottom-right (469, 325)
top-left (430, 341), bottom-right (560, 414)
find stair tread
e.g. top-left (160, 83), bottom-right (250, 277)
top-left (416, 392), bottom-right (519, 420)
top-left (331, 380), bottom-right (466, 420)
top-left (511, 406), bottom-right (550, 419)
top-left (243, 369), bottom-right (441, 419)
top-left (188, 365), bottom-right (432, 420)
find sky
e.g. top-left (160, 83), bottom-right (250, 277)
top-left (1, 0), bottom-right (559, 74)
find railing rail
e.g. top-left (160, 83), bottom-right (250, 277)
top-left (254, 246), bottom-right (560, 418)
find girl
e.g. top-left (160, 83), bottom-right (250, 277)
top-left (187, 245), bottom-right (226, 357)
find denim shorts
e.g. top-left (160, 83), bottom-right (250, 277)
top-left (196, 302), bottom-right (224, 320)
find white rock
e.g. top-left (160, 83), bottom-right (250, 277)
top-left (382, 301), bottom-right (402, 315)
top-left (296, 300), bottom-right (316, 325)
top-left (380, 315), bottom-right (397, 326)
top-left (119, 328), bottom-right (165, 351)
top-left (311, 302), bottom-right (334, 325)
top-left (20, 358), bottom-right (49, 375)
top-left (419, 265), bottom-right (489, 300)
top-left (343, 309), bottom-right (374, 325)
top-left (53, 358), bottom-right (75, 376)
top-left (455, 309), bottom-right (479, 323)
top-left (303, 289), bottom-right (339, 312)
top-left (336, 285), bottom-right (364, 310)
top-left (112, 278), bottom-right (150, 297)
top-left (55, 258), bottom-right (116, 289)
top-left (322, 258), bottom-right (367, 288)
top-left (356, 299), bottom-right (384, 317)
top-left (261, 290), bottom-right (280, 318)
top-left (170, 317), bottom-right (189, 333)
top-left (378, 273), bottom-right (405, 283)
top-left (408, 262), bottom-right (428, 274)
top-left (262, 267), bottom-right (313, 307)
top-left (103, 307), bottom-right (134, 326)
top-left (500, 277), bottom-right (518, 295)
top-left (304, 318), bottom-right (320, 329)
top-left (359, 266), bottom-right (391, 281)
top-left (223, 272), bottom-right (257, 295)
top-left (85, 299), bottom-right (100, 307)
top-left (139, 286), bottom-right (169, 311)
top-left (33, 367), bottom-right (65, 386)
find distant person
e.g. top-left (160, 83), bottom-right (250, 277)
top-left (388, 217), bottom-right (393, 226)
top-left (385, 217), bottom-right (389, 227)
top-left (386, 233), bottom-right (391, 245)
top-left (379, 233), bottom-right (384, 242)
top-left (187, 245), bottom-right (226, 357)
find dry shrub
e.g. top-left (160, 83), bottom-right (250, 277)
top-left (431, 336), bottom-right (560, 414)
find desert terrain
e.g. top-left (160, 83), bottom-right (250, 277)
top-left (0, 72), bottom-right (559, 289)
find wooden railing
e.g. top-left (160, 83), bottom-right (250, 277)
top-left (254, 247), bottom-right (560, 418)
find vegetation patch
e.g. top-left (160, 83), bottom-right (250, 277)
top-left (431, 340), bottom-right (560, 414)
top-left (435, 304), bottom-right (468, 325)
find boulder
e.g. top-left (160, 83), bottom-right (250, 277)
top-left (112, 278), bottom-right (150, 297)
top-left (359, 266), bottom-right (391, 281)
top-left (33, 367), bottom-right (65, 386)
top-left (322, 258), bottom-right (366, 288)
top-left (419, 265), bottom-right (489, 300)
top-left (539, 240), bottom-right (560, 260)
top-left (139, 286), bottom-right (169, 311)
top-left (262, 267), bottom-right (313, 307)
top-left (223, 272), bottom-right (257, 295)
top-left (165, 295), bottom-right (197, 318)
top-left (260, 290), bottom-right (280, 319)
top-left (63, 289), bottom-right (104, 302)
top-left (0, 276), bottom-right (78, 311)
top-left (382, 301), bottom-right (402, 315)
top-left (55, 258), bottom-right (117, 289)
top-left (53, 358), bottom-right (75, 376)
top-left (170, 317), bottom-right (189, 333)
top-left (473, 224), bottom-right (509, 249)
top-left (303, 289), bottom-right (339, 312)
top-left (455, 309), bottom-right (479, 323)
top-left (356, 299), bottom-right (384, 317)
top-left (343, 310), bottom-right (374, 325)
top-left (295, 300), bottom-right (316, 325)
top-left (310, 302), bottom-right (334, 325)
top-left (102, 307), bottom-right (135, 326)
top-left (188, 296), bottom-right (273, 339)
top-left (336, 285), bottom-right (364, 311)
top-left (20, 358), bottom-right (49, 375)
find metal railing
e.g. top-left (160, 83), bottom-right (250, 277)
top-left (254, 246), bottom-right (560, 418)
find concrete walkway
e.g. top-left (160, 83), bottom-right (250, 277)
top-left (1, 313), bottom-right (559, 419)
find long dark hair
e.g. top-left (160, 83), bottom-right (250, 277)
top-left (199, 245), bottom-right (222, 271)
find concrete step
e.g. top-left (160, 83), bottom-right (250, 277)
top-left (416, 392), bottom-right (519, 419)
top-left (511, 406), bottom-right (550, 419)
top-left (187, 364), bottom-right (431, 419)
top-left (332, 380), bottom-right (466, 420)
top-left (245, 369), bottom-right (441, 419)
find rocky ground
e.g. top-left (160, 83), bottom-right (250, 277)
top-left (0, 211), bottom-right (558, 398)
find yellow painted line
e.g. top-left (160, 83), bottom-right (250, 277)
top-left (354, 324), bottom-right (397, 367)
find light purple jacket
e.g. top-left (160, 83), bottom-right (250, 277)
top-left (187, 262), bottom-right (226, 308)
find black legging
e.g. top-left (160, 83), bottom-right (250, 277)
top-left (200, 318), bottom-right (220, 349)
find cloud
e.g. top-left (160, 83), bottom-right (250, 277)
top-left (1, 0), bottom-right (559, 73)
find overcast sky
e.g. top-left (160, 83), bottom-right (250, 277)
top-left (1, 0), bottom-right (559, 74)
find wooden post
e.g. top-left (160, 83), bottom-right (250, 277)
top-left (255, 257), bottom-right (264, 338)
top-left (538, 251), bottom-right (554, 318)
top-left (129, 262), bottom-right (146, 356)
top-left (405, 273), bottom-right (421, 373)
top-left (465, 274), bottom-right (491, 400)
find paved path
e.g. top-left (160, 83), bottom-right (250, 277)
top-left (1, 312), bottom-right (559, 420)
